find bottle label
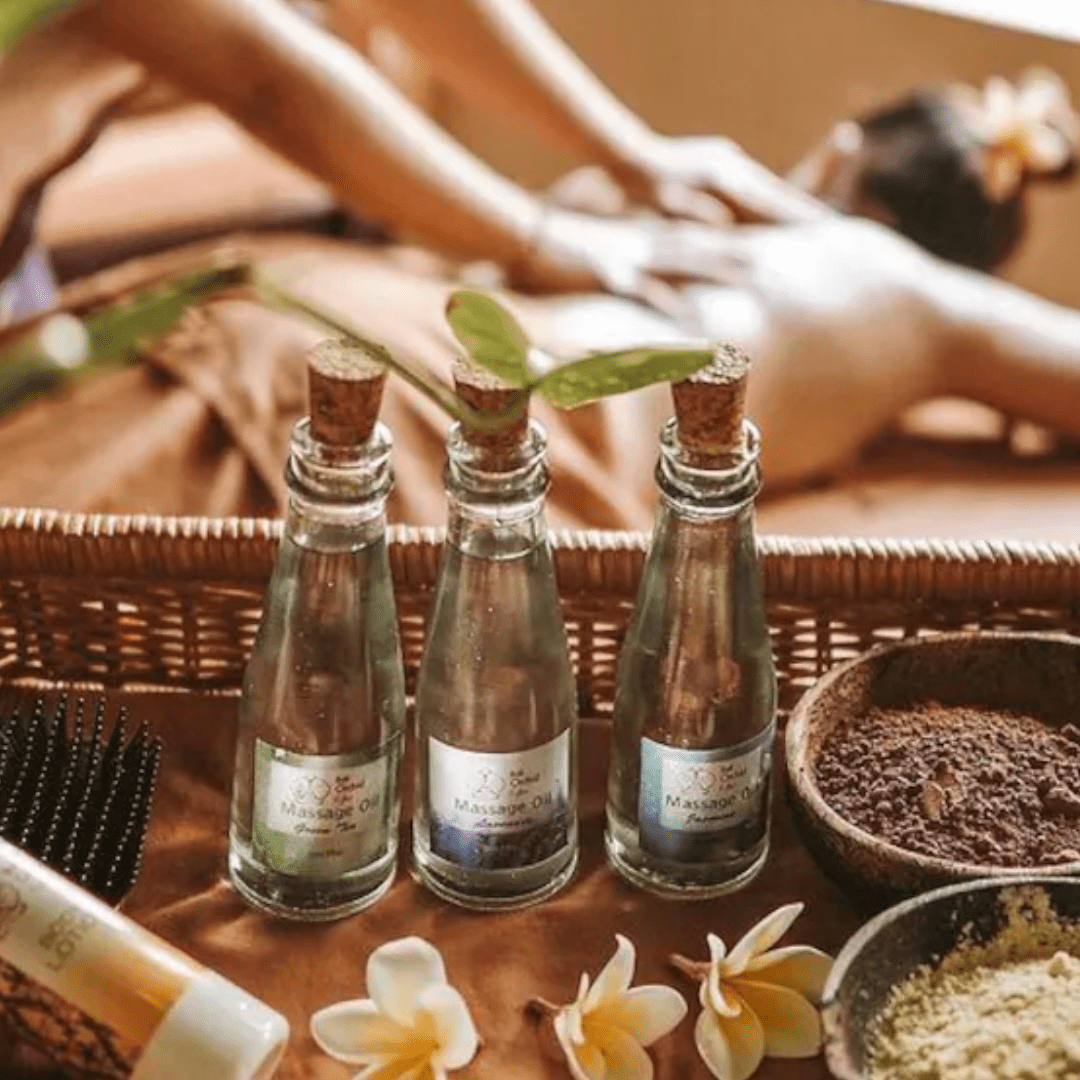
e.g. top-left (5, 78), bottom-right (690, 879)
top-left (427, 730), bottom-right (572, 869)
top-left (638, 728), bottom-right (773, 856)
top-left (252, 739), bottom-right (394, 878)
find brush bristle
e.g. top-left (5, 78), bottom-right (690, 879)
top-left (0, 695), bottom-right (161, 905)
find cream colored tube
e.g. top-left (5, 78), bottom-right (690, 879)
top-left (0, 838), bottom-right (288, 1080)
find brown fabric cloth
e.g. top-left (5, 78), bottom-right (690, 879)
top-left (0, 25), bottom-right (144, 283)
top-left (98, 689), bottom-right (856, 1080)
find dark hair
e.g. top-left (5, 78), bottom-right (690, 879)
top-left (854, 91), bottom-right (1025, 271)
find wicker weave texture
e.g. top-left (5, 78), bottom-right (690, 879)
top-left (0, 509), bottom-right (1079, 716)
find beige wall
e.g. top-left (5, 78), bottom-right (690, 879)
top-left (445, 0), bottom-right (1080, 307)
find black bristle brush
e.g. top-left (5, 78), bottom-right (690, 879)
top-left (0, 694), bottom-right (162, 904)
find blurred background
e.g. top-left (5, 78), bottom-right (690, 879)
top-left (38, 0), bottom-right (1080, 299)
top-left (448, 0), bottom-right (1080, 306)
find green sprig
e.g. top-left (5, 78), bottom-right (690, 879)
top-left (445, 288), bottom-right (713, 411)
top-left (0, 262), bottom-right (713, 429)
top-left (0, 261), bottom-right (252, 417)
top-left (1, 0), bottom-right (85, 51)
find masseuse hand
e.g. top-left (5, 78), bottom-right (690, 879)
top-left (639, 134), bottom-right (834, 225)
top-left (512, 205), bottom-right (839, 319)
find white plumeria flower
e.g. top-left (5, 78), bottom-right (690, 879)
top-left (545, 934), bottom-right (687, 1080)
top-left (671, 903), bottom-right (833, 1080)
top-left (310, 936), bottom-right (479, 1080)
top-left (958, 69), bottom-right (1079, 200)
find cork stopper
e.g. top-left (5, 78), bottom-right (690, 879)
top-left (307, 339), bottom-right (387, 446)
top-left (670, 343), bottom-right (750, 465)
top-left (452, 357), bottom-right (529, 466)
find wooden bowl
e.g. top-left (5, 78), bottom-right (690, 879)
top-left (786, 631), bottom-right (1080, 904)
top-left (821, 875), bottom-right (1080, 1080)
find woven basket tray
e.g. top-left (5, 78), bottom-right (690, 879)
top-left (1, 508), bottom-right (1079, 1077)
top-left (1, 507), bottom-right (1079, 716)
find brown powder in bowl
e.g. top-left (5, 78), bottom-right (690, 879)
top-left (814, 704), bottom-right (1080, 866)
top-left (867, 887), bottom-right (1080, 1080)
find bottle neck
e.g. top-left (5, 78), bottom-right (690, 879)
top-left (283, 418), bottom-right (393, 551)
top-left (444, 419), bottom-right (550, 560)
top-left (656, 417), bottom-right (762, 520)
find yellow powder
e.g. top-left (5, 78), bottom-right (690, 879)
top-left (867, 887), bottom-right (1080, 1080)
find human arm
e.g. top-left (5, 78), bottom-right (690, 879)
top-left (333, 0), bottom-right (830, 224)
top-left (76, 0), bottom-right (762, 303)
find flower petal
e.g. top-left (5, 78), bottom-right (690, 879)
top-left (598, 984), bottom-right (688, 1046)
top-left (310, 999), bottom-right (417, 1064)
top-left (707, 933), bottom-right (727, 965)
top-left (724, 904), bottom-right (804, 975)
top-left (982, 75), bottom-right (1017, 134)
top-left (367, 937), bottom-right (447, 1026)
top-left (583, 935), bottom-right (636, 1013)
top-left (732, 979), bottom-right (823, 1059)
top-left (554, 1011), bottom-right (606, 1080)
top-left (694, 997), bottom-right (765, 1080)
top-left (1024, 126), bottom-right (1072, 172)
top-left (357, 1059), bottom-right (433, 1080)
top-left (706, 964), bottom-right (742, 1018)
top-left (415, 983), bottom-right (479, 1070)
top-left (558, 1000), bottom-right (587, 1046)
top-left (587, 1019), bottom-right (655, 1080)
top-left (741, 946), bottom-right (833, 1004)
top-left (985, 153), bottom-right (1023, 202)
top-left (1016, 68), bottom-right (1071, 122)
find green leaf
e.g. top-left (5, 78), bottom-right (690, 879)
top-left (80, 262), bottom-right (252, 366)
top-left (445, 290), bottom-right (530, 386)
top-left (0, 260), bottom-right (251, 417)
top-left (1, 0), bottom-right (83, 51)
top-left (533, 347), bottom-right (713, 409)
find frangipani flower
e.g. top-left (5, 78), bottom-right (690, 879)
top-left (539, 934), bottom-right (687, 1080)
top-left (311, 936), bottom-right (479, 1080)
top-left (671, 903), bottom-right (833, 1080)
top-left (956, 68), bottom-right (1079, 200)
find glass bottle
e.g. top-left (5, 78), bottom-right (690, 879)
top-left (605, 358), bottom-right (776, 897)
top-left (413, 387), bottom-right (577, 910)
top-left (229, 347), bottom-right (405, 920)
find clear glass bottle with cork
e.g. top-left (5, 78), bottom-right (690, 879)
top-left (229, 340), bottom-right (405, 920)
top-left (605, 346), bottom-right (776, 897)
top-left (412, 361), bottom-right (578, 910)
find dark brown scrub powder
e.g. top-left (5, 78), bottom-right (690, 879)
top-left (814, 704), bottom-right (1080, 866)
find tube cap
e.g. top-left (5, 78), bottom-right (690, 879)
top-left (132, 971), bottom-right (289, 1080)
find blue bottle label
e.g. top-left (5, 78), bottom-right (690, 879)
top-left (638, 727), bottom-right (773, 859)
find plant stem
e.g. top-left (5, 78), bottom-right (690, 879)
top-left (526, 997), bottom-right (563, 1018)
top-left (254, 270), bottom-right (528, 432)
top-left (669, 954), bottom-right (710, 981)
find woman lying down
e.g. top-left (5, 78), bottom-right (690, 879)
top-left (2, 0), bottom-right (1080, 527)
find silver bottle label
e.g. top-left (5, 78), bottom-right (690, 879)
top-left (427, 730), bottom-right (571, 870)
top-left (638, 728), bottom-right (773, 856)
top-left (252, 739), bottom-right (392, 878)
